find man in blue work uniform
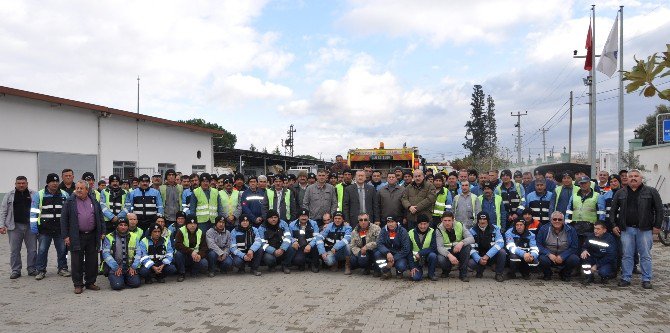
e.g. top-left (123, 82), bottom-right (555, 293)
top-left (581, 221), bottom-right (617, 285)
top-left (468, 212), bottom-right (507, 282)
top-left (318, 211), bottom-right (352, 273)
top-left (408, 214), bottom-right (438, 281)
top-left (375, 216), bottom-right (410, 280)
top-left (126, 174), bottom-right (164, 231)
top-left (241, 176), bottom-right (267, 227)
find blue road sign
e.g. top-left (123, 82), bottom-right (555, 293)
top-left (664, 119), bottom-right (670, 142)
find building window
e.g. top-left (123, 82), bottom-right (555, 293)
top-left (158, 163), bottom-right (176, 178)
top-left (192, 165), bottom-right (206, 174)
top-left (113, 161), bottom-right (137, 180)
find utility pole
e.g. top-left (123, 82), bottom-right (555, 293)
top-left (618, 6), bottom-right (625, 171)
top-left (137, 76), bottom-right (140, 114)
top-left (540, 128), bottom-right (548, 162)
top-left (569, 91), bottom-right (573, 162)
top-left (511, 111), bottom-right (527, 164)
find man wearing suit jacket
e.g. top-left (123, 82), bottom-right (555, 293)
top-left (343, 170), bottom-right (378, 228)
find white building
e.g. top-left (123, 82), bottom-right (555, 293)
top-left (0, 86), bottom-right (224, 193)
top-left (632, 143), bottom-right (670, 203)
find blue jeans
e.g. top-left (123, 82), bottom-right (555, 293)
top-left (36, 233), bottom-right (68, 272)
top-left (374, 250), bottom-right (408, 273)
top-left (262, 247), bottom-right (296, 268)
top-left (411, 252), bottom-right (437, 281)
top-left (207, 251), bottom-right (233, 272)
top-left (232, 250), bottom-right (263, 271)
top-left (138, 264), bottom-right (177, 279)
top-left (538, 253), bottom-right (579, 277)
top-left (323, 245), bottom-right (351, 267)
top-left (621, 227), bottom-right (653, 282)
top-left (108, 269), bottom-right (141, 290)
top-left (174, 251), bottom-right (209, 274)
top-left (350, 253), bottom-right (372, 270)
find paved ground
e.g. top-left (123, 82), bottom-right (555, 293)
top-left (1, 237), bottom-right (670, 333)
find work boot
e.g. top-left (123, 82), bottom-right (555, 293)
top-left (381, 271), bottom-right (391, 280)
top-left (642, 281), bottom-right (653, 289)
top-left (617, 279), bottom-right (630, 287)
top-left (10, 272), bottom-right (20, 279)
top-left (35, 272), bottom-right (46, 280)
top-left (495, 274), bottom-right (504, 282)
top-left (344, 257), bottom-right (352, 275)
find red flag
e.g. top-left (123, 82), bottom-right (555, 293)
top-left (584, 20), bottom-right (593, 71)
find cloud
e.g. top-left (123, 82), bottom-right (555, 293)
top-left (338, 0), bottom-right (572, 45)
top-left (0, 0), bottom-right (292, 114)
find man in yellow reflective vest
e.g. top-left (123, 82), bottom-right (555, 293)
top-left (435, 211), bottom-right (474, 282)
top-left (265, 175), bottom-right (297, 223)
top-left (174, 215), bottom-right (209, 282)
top-left (188, 173), bottom-right (222, 233)
top-left (101, 218), bottom-right (141, 290)
top-left (566, 176), bottom-right (600, 247)
top-left (219, 176), bottom-right (241, 231)
top-left (408, 215), bottom-right (438, 281)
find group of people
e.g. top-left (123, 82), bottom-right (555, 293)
top-left (0, 162), bottom-right (663, 294)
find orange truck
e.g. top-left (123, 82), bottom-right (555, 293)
top-left (347, 142), bottom-right (423, 176)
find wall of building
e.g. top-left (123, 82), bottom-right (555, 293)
top-left (98, 115), bottom-right (212, 177)
top-left (0, 94), bottom-right (213, 193)
top-left (634, 143), bottom-right (670, 203)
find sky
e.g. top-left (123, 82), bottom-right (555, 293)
top-left (2, 0), bottom-right (669, 163)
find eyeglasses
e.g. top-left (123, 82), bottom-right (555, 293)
top-left (552, 218), bottom-right (563, 221)
top-left (358, 218), bottom-right (369, 221)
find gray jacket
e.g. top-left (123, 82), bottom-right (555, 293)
top-left (302, 183), bottom-right (338, 221)
top-left (435, 222), bottom-right (474, 258)
top-left (0, 188), bottom-right (37, 231)
top-left (376, 184), bottom-right (405, 222)
top-left (206, 227), bottom-right (231, 258)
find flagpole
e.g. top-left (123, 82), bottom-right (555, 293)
top-left (617, 6), bottom-right (624, 170)
top-left (590, 5), bottom-right (597, 178)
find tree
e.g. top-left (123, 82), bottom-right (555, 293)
top-left (621, 151), bottom-right (646, 171)
top-left (624, 44), bottom-right (670, 101)
top-left (179, 118), bottom-right (237, 148)
top-left (485, 95), bottom-right (498, 151)
top-left (249, 144), bottom-right (257, 152)
top-left (262, 147), bottom-right (268, 154)
top-left (272, 146), bottom-right (282, 155)
top-left (295, 154), bottom-right (318, 160)
top-left (634, 104), bottom-right (670, 146)
top-left (463, 85), bottom-right (487, 158)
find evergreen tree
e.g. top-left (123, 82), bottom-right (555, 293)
top-left (463, 85), bottom-right (487, 158)
top-left (272, 146), bottom-right (282, 155)
top-left (249, 144), bottom-right (257, 152)
top-left (485, 94), bottom-right (498, 155)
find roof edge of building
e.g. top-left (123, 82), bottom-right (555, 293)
top-left (0, 85), bottom-right (227, 136)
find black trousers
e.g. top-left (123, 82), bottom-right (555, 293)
top-left (71, 232), bottom-right (99, 288)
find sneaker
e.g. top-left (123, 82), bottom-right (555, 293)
top-left (10, 272), bottom-right (21, 279)
top-left (642, 281), bottom-right (652, 289)
top-left (429, 275), bottom-right (438, 281)
top-left (396, 271), bottom-right (403, 279)
top-left (459, 275), bottom-right (470, 282)
top-left (311, 265), bottom-right (320, 273)
top-left (177, 274), bottom-right (185, 282)
top-left (282, 267), bottom-right (291, 274)
top-left (617, 279), bottom-right (630, 287)
top-left (208, 271), bottom-right (216, 278)
top-left (35, 272), bottom-right (46, 280)
top-left (252, 270), bottom-right (261, 276)
top-left (27, 270), bottom-right (38, 277)
top-left (495, 274), bottom-right (504, 282)
top-left (57, 269), bottom-right (71, 277)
